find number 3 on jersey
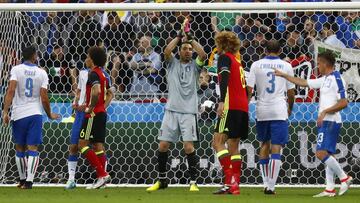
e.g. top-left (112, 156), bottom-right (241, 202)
top-left (25, 78), bottom-right (33, 97)
top-left (266, 72), bottom-right (275, 94)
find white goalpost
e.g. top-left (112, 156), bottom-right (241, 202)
top-left (0, 2), bottom-right (360, 187)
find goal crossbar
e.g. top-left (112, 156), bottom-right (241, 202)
top-left (0, 2), bottom-right (360, 12)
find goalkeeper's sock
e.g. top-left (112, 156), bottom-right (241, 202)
top-left (158, 151), bottom-right (168, 181)
top-left (325, 166), bottom-right (335, 191)
top-left (322, 156), bottom-right (347, 180)
top-left (96, 150), bottom-right (107, 172)
top-left (26, 150), bottom-right (39, 183)
top-left (217, 149), bottom-right (233, 185)
top-left (231, 155), bottom-right (242, 184)
top-left (15, 151), bottom-right (27, 180)
top-left (186, 151), bottom-right (199, 182)
top-left (259, 158), bottom-right (270, 189)
top-left (80, 146), bottom-right (107, 178)
top-left (67, 154), bottom-right (78, 181)
top-left (268, 154), bottom-right (282, 191)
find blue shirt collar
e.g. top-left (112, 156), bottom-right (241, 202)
top-left (23, 62), bottom-right (37, 67)
top-left (264, 56), bottom-right (280, 60)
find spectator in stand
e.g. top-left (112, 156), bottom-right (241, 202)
top-left (336, 11), bottom-right (359, 48)
top-left (0, 39), bottom-right (18, 94)
top-left (100, 11), bottom-right (134, 54)
top-left (146, 11), bottom-right (169, 53)
top-left (166, 9), bottom-right (214, 55)
top-left (40, 42), bottom-right (75, 94)
top-left (301, 18), bottom-right (318, 57)
top-left (100, 11), bottom-right (135, 92)
top-left (198, 69), bottom-right (217, 121)
top-left (241, 32), bottom-right (267, 71)
top-left (211, 0), bottom-right (241, 34)
top-left (349, 12), bottom-right (360, 49)
top-left (33, 11), bottom-right (65, 57)
top-left (128, 10), bottom-right (168, 53)
top-left (129, 0), bottom-right (152, 33)
top-left (281, 27), bottom-right (308, 63)
top-left (24, 0), bottom-right (54, 27)
top-left (353, 13), bottom-right (360, 38)
top-left (235, 17), bottom-right (259, 42)
top-left (321, 22), bottom-right (346, 48)
top-left (67, 10), bottom-right (102, 89)
top-left (129, 35), bottom-right (162, 98)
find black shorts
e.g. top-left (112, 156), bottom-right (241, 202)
top-left (79, 112), bottom-right (107, 143)
top-left (214, 110), bottom-right (248, 140)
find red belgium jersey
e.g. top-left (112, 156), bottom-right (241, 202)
top-left (85, 67), bottom-right (108, 118)
top-left (218, 52), bottom-right (248, 112)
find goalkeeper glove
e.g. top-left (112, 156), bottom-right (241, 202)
top-left (185, 32), bottom-right (194, 43)
top-left (177, 30), bottom-right (184, 39)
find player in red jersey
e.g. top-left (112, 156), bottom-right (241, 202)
top-left (212, 31), bottom-right (249, 195)
top-left (78, 47), bottom-right (111, 189)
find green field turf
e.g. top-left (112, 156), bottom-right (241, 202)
top-left (0, 187), bottom-right (360, 203)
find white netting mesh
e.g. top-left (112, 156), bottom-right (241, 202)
top-left (1, 4), bottom-right (360, 186)
top-left (0, 11), bottom-right (21, 182)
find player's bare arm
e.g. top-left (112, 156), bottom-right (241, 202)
top-left (317, 98), bottom-right (348, 127)
top-left (246, 86), bottom-right (253, 103)
top-left (86, 84), bottom-right (101, 113)
top-left (2, 80), bottom-right (17, 125)
top-left (164, 37), bottom-right (180, 62)
top-left (287, 88), bottom-right (295, 116)
top-left (72, 88), bottom-right (81, 109)
top-left (190, 40), bottom-right (206, 63)
top-left (274, 69), bottom-right (308, 87)
top-left (40, 88), bottom-right (60, 120)
top-left (69, 68), bottom-right (78, 95)
top-left (105, 88), bottom-right (114, 108)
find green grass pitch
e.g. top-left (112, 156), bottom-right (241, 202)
top-left (0, 187), bottom-right (360, 203)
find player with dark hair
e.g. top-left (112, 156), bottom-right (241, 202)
top-left (78, 46), bottom-right (112, 189)
top-left (2, 45), bottom-right (60, 189)
top-left (275, 50), bottom-right (352, 197)
top-left (147, 22), bottom-right (206, 192)
top-left (247, 40), bottom-right (295, 194)
top-left (65, 46), bottom-right (114, 189)
top-left (212, 31), bottom-right (248, 195)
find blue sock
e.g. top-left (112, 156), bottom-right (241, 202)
top-left (68, 154), bottom-right (78, 162)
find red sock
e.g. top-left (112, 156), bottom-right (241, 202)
top-left (97, 154), bottom-right (107, 171)
top-left (231, 159), bottom-right (242, 184)
top-left (83, 149), bottom-right (107, 178)
top-left (218, 154), bottom-right (233, 185)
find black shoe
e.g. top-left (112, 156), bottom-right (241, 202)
top-left (17, 179), bottom-right (26, 188)
top-left (21, 181), bottom-right (33, 189)
top-left (213, 185), bottom-right (231, 195)
top-left (264, 189), bottom-right (276, 195)
top-left (159, 179), bottom-right (168, 189)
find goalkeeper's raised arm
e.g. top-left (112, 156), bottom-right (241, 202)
top-left (164, 29), bottom-right (206, 65)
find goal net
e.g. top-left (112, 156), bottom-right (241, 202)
top-left (0, 2), bottom-right (359, 186)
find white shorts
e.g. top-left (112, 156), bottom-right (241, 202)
top-left (159, 110), bottom-right (199, 143)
